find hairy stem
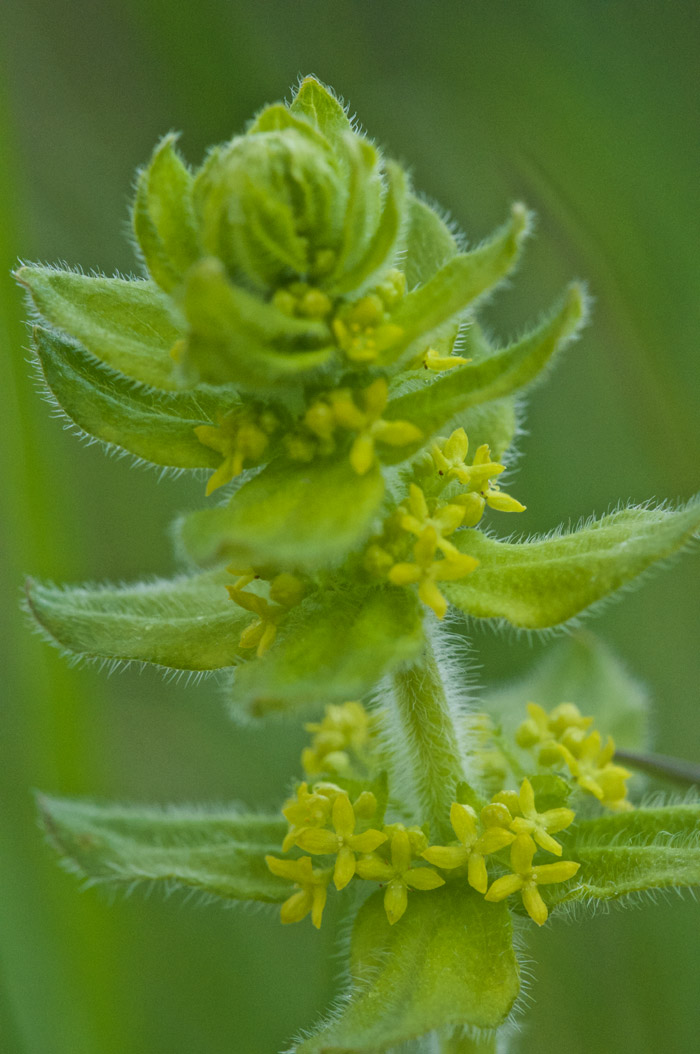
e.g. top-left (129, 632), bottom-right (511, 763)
top-left (390, 635), bottom-right (467, 840)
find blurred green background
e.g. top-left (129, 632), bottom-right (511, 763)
top-left (1, 2), bottom-right (698, 1051)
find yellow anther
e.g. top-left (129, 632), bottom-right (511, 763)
top-left (295, 791), bottom-right (387, 891)
top-left (484, 834), bottom-right (580, 926)
top-left (356, 829), bottom-right (444, 925)
top-left (508, 778), bottom-right (576, 857)
top-left (387, 525), bottom-right (478, 619)
top-left (422, 802), bottom-right (514, 894)
top-left (265, 855), bottom-right (331, 929)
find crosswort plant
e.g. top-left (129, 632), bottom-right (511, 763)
top-left (16, 77), bottom-right (700, 1052)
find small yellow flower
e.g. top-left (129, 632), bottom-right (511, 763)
top-left (329, 379), bottom-right (422, 475)
top-left (265, 855), bottom-right (331, 929)
top-left (388, 525), bottom-right (479, 618)
top-left (296, 791), bottom-right (387, 890)
top-left (302, 701), bottom-right (371, 776)
top-left (398, 484), bottom-right (465, 554)
top-left (515, 701), bottom-right (592, 750)
top-left (484, 835), bottom-right (580, 926)
top-left (561, 731), bottom-right (633, 811)
top-left (432, 429), bottom-right (525, 523)
top-left (508, 778), bottom-right (576, 856)
top-left (356, 829), bottom-right (444, 925)
top-left (332, 293), bottom-right (404, 363)
top-left (422, 802), bottom-right (515, 893)
top-left (195, 409), bottom-right (277, 495)
top-left (281, 781), bottom-right (337, 852)
top-left (228, 573), bottom-right (305, 658)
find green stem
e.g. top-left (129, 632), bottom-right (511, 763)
top-left (390, 634), bottom-right (467, 840)
top-left (615, 748), bottom-right (700, 788)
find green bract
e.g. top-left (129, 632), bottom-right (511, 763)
top-left (17, 77), bottom-right (699, 1053)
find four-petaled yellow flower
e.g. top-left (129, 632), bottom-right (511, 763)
top-left (281, 781), bottom-right (338, 852)
top-left (560, 731), bottom-right (633, 811)
top-left (399, 484), bottom-right (466, 552)
top-left (484, 835), bottom-right (580, 926)
top-left (356, 829), bottom-right (445, 925)
top-left (296, 792), bottom-right (387, 890)
top-left (388, 525), bottom-right (479, 618)
top-left (195, 409), bottom-right (276, 495)
top-left (422, 802), bottom-right (515, 893)
top-left (508, 778), bottom-right (576, 856)
top-left (432, 428), bottom-right (525, 524)
top-left (265, 855), bottom-right (331, 929)
top-left (332, 291), bottom-right (404, 363)
top-left (330, 378), bottom-right (423, 475)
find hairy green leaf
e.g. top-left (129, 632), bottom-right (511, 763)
top-left (15, 266), bottom-right (183, 390)
top-left (179, 458), bottom-right (385, 572)
top-left (383, 203), bottom-right (532, 367)
top-left (445, 499), bottom-right (700, 628)
top-left (289, 76), bottom-right (354, 146)
top-left (33, 325), bottom-right (227, 469)
top-left (133, 133), bottom-right (201, 292)
top-left (402, 194), bottom-right (459, 288)
top-left (295, 887), bottom-right (519, 1052)
top-left (183, 257), bottom-right (335, 390)
top-left (484, 631), bottom-right (649, 750)
top-left (327, 161), bottom-right (407, 296)
top-left (26, 570), bottom-right (248, 671)
top-left (231, 587), bottom-right (424, 717)
top-left (38, 795), bottom-right (287, 902)
top-left (386, 283), bottom-right (585, 436)
top-left (551, 805), bottom-right (700, 905)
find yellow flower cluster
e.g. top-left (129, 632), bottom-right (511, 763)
top-left (331, 270), bottom-right (406, 364)
top-left (301, 700), bottom-right (372, 777)
top-left (432, 428), bottom-right (525, 526)
top-left (516, 702), bottom-right (633, 811)
top-left (267, 780), bottom-right (445, 928)
top-left (294, 377), bottom-right (422, 475)
top-left (268, 771), bottom-right (579, 929)
top-left (227, 569), bottom-right (306, 657)
top-left (363, 428), bottom-right (525, 618)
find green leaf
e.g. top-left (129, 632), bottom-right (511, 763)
top-left (385, 284), bottom-right (585, 437)
top-left (179, 458), bottom-right (386, 572)
top-left (444, 498), bottom-right (700, 628)
top-left (326, 161), bottom-right (407, 296)
top-left (402, 194), bottom-right (459, 287)
top-left (231, 587), bottom-right (424, 717)
top-left (26, 570), bottom-right (249, 671)
top-left (289, 76), bottom-right (354, 146)
top-left (15, 266), bottom-right (183, 390)
top-left (133, 133), bottom-right (201, 292)
top-left (483, 631), bottom-right (650, 750)
top-left (38, 795), bottom-right (288, 903)
top-left (32, 325), bottom-right (227, 470)
top-left (182, 257), bottom-right (335, 390)
top-left (383, 203), bottom-right (532, 366)
top-left (550, 805), bottom-right (700, 906)
top-left (295, 887), bottom-right (519, 1052)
